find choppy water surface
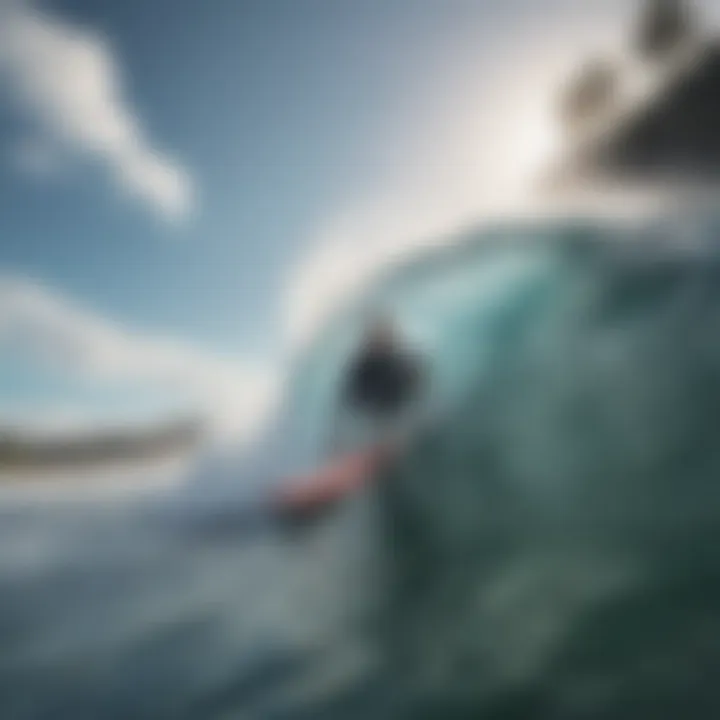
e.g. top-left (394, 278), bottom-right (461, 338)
top-left (4, 215), bottom-right (720, 719)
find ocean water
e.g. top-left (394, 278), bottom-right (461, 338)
top-left (3, 215), bottom-right (720, 718)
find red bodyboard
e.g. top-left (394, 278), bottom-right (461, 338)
top-left (275, 445), bottom-right (393, 515)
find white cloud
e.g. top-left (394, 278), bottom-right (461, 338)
top-left (0, 0), bottom-right (194, 221)
top-left (0, 277), bottom-right (277, 443)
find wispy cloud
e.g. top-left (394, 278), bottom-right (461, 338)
top-left (0, 277), bottom-right (276, 442)
top-left (0, 0), bottom-right (194, 221)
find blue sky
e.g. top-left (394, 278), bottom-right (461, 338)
top-left (0, 0), bottom-right (633, 439)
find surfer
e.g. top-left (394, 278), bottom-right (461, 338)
top-left (274, 314), bottom-right (428, 529)
top-left (330, 314), bottom-right (427, 455)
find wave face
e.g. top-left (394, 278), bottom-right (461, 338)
top-left (284, 215), bottom-right (720, 718)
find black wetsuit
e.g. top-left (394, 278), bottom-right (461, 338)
top-left (342, 347), bottom-right (423, 419)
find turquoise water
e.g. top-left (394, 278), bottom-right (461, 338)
top-left (3, 215), bottom-right (720, 718)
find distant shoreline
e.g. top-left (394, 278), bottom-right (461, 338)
top-left (0, 417), bottom-right (204, 477)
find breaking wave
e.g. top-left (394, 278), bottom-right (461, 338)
top-left (281, 212), bottom-right (720, 717)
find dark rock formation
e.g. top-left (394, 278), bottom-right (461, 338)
top-left (548, 1), bottom-right (720, 190)
top-left (574, 42), bottom-right (720, 184)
